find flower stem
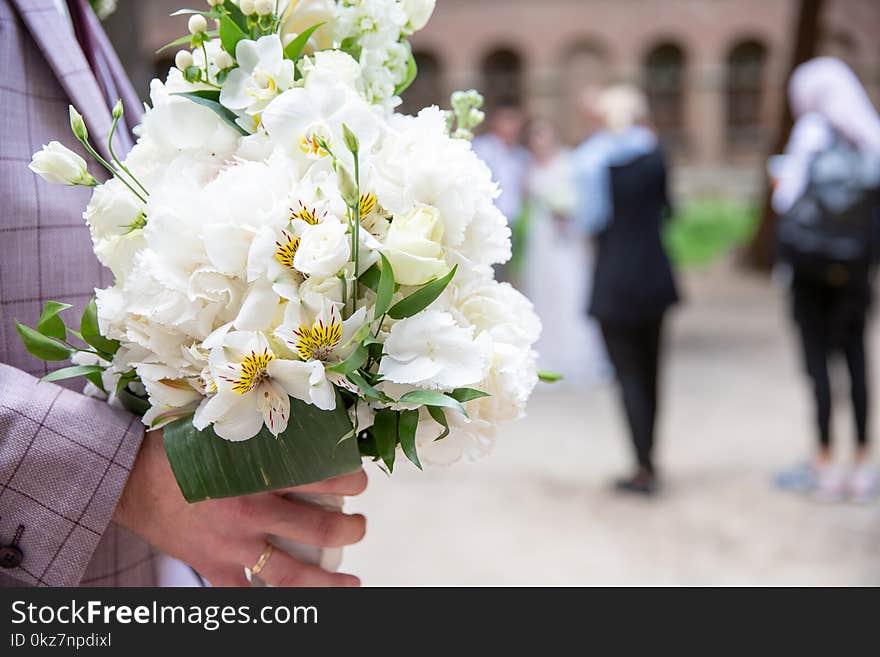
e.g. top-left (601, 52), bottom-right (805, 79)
top-left (78, 137), bottom-right (148, 204)
top-left (107, 115), bottom-right (149, 198)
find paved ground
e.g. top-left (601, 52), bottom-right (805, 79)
top-left (343, 261), bottom-right (880, 585)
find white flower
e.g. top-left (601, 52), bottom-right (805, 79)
top-left (401, 0), bottom-right (435, 31)
top-left (293, 217), bottom-right (351, 279)
top-left (279, 0), bottom-right (337, 52)
top-left (194, 330), bottom-right (335, 441)
top-left (28, 142), bottom-right (96, 186)
top-left (381, 203), bottom-right (449, 286)
top-left (449, 277), bottom-right (541, 350)
top-left (83, 178), bottom-right (146, 241)
top-left (188, 14), bottom-right (207, 35)
top-left (138, 363), bottom-right (203, 429)
top-left (220, 36), bottom-right (296, 119)
top-left (378, 310), bottom-right (491, 390)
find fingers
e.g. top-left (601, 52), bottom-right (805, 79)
top-left (260, 495), bottom-right (367, 548)
top-left (248, 544), bottom-right (360, 588)
top-left (202, 566), bottom-right (250, 588)
top-left (280, 470), bottom-right (368, 497)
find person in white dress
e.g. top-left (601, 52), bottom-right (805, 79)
top-left (523, 119), bottom-right (610, 385)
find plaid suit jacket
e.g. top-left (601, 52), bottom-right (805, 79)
top-left (0, 0), bottom-right (156, 586)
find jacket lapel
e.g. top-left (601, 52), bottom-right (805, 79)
top-left (11, 0), bottom-right (114, 160)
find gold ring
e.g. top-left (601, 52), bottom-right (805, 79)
top-left (250, 544), bottom-right (273, 576)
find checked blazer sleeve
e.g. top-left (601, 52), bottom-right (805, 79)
top-left (0, 0), bottom-right (154, 586)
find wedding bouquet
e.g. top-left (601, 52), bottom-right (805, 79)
top-left (20, 0), bottom-right (544, 505)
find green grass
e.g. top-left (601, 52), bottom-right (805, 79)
top-left (664, 198), bottom-right (759, 268)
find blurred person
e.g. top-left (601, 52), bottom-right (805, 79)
top-left (574, 86), bottom-right (679, 495)
top-left (523, 119), bottom-right (609, 384)
top-left (773, 57), bottom-right (880, 503)
top-left (473, 104), bottom-right (530, 281)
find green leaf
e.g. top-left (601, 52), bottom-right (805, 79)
top-left (427, 405), bottom-right (450, 441)
top-left (222, 0), bottom-right (249, 32)
top-left (156, 34), bottom-right (197, 54)
top-left (371, 409), bottom-right (398, 473)
top-left (538, 370), bottom-right (564, 383)
top-left (40, 364), bottom-right (105, 384)
top-left (15, 321), bottom-right (72, 362)
top-left (398, 409), bottom-right (421, 470)
top-left (219, 15), bottom-right (247, 56)
top-left (37, 301), bottom-right (72, 340)
top-left (347, 371), bottom-right (392, 403)
top-left (397, 390), bottom-right (466, 415)
top-left (164, 393), bottom-right (361, 503)
top-left (172, 92), bottom-right (249, 136)
top-left (170, 9), bottom-right (213, 17)
top-left (387, 265), bottom-right (457, 320)
top-left (84, 370), bottom-right (107, 394)
top-left (450, 388), bottom-right (491, 403)
top-left (80, 298), bottom-right (120, 357)
top-left (394, 50), bottom-right (418, 96)
top-left (374, 253), bottom-right (395, 319)
top-left (283, 22), bottom-right (326, 62)
top-left (183, 65), bottom-right (202, 83)
top-left (326, 343), bottom-right (368, 375)
top-left (359, 264), bottom-right (380, 292)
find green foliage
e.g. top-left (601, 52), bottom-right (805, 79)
top-left (172, 91), bottom-right (249, 136)
top-left (37, 302), bottom-right (72, 340)
top-left (664, 198), bottom-right (759, 268)
top-left (15, 322), bottom-right (71, 361)
top-left (387, 265), bottom-right (457, 320)
top-left (374, 253), bottom-right (396, 319)
top-left (81, 298), bottom-right (119, 358)
top-left (219, 15), bottom-right (247, 56)
top-left (394, 50), bottom-right (418, 97)
top-left (41, 365), bottom-right (105, 384)
top-left (283, 23), bottom-right (326, 62)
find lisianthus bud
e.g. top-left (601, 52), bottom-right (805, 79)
top-left (342, 124), bottom-right (359, 155)
top-left (175, 49), bottom-right (195, 71)
top-left (68, 106), bottom-right (88, 141)
top-left (239, 0), bottom-right (256, 15)
top-left (255, 0), bottom-right (273, 15)
top-left (188, 14), bottom-right (208, 34)
top-left (214, 50), bottom-right (233, 70)
top-left (336, 165), bottom-right (359, 208)
top-left (111, 99), bottom-right (124, 120)
top-left (29, 142), bottom-right (97, 187)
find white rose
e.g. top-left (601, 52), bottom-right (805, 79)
top-left (381, 203), bottom-right (449, 286)
top-left (28, 141), bottom-right (96, 186)
top-left (401, 0), bottom-right (435, 32)
top-left (83, 178), bottom-right (146, 241)
top-left (293, 218), bottom-right (351, 279)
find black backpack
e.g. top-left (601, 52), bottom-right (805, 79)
top-left (777, 131), bottom-right (880, 284)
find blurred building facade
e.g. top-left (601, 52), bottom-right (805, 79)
top-left (113, 0), bottom-right (880, 199)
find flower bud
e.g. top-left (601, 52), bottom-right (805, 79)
top-left (206, 0), bottom-right (223, 6)
top-left (175, 49), bottom-right (195, 71)
top-left (68, 106), bottom-right (88, 142)
top-left (111, 99), bottom-right (124, 120)
top-left (342, 123), bottom-right (359, 155)
top-left (336, 165), bottom-right (359, 208)
top-left (188, 14), bottom-right (208, 35)
top-left (214, 50), bottom-right (233, 70)
top-left (255, 0), bottom-right (273, 15)
top-left (28, 141), bottom-right (96, 187)
top-left (239, 0), bottom-right (256, 15)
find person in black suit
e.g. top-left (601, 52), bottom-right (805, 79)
top-left (574, 86), bottom-right (679, 495)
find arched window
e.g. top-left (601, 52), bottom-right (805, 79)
top-left (643, 42), bottom-right (686, 148)
top-left (481, 47), bottom-right (524, 109)
top-left (726, 40), bottom-right (767, 147)
top-left (563, 41), bottom-right (608, 142)
top-left (400, 50), bottom-right (445, 114)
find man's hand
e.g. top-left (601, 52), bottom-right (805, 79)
top-left (113, 430), bottom-right (367, 587)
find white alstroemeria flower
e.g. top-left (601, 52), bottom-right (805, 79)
top-left (293, 217), bottom-right (351, 280)
top-left (401, 0), bottom-right (436, 32)
top-left (378, 310), bottom-right (491, 390)
top-left (220, 36), bottom-right (296, 120)
top-left (195, 330), bottom-right (335, 441)
top-left (138, 364), bottom-right (204, 430)
top-left (29, 142), bottom-right (96, 186)
top-left (276, 301), bottom-right (368, 392)
top-left (260, 76), bottom-right (381, 163)
top-left (381, 203), bottom-right (449, 286)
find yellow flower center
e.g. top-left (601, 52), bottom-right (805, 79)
top-left (274, 230), bottom-right (301, 270)
top-left (290, 203), bottom-right (322, 225)
top-left (227, 349), bottom-right (275, 394)
top-left (293, 319), bottom-right (342, 362)
top-left (299, 128), bottom-right (331, 157)
top-left (359, 193), bottom-right (377, 217)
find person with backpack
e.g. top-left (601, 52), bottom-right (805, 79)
top-left (773, 57), bottom-right (880, 502)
